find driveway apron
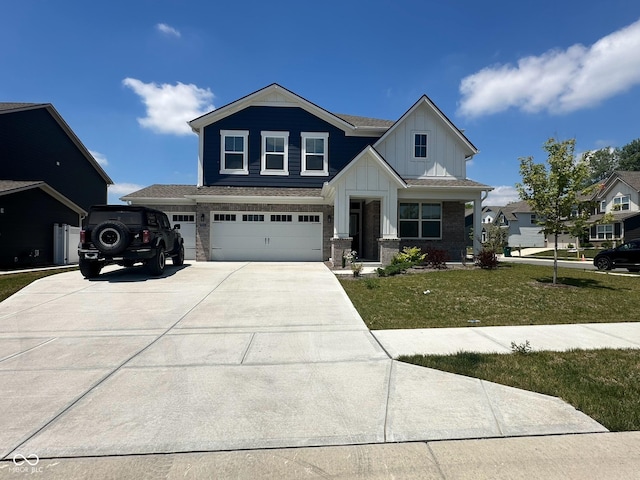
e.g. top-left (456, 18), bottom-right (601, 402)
top-left (0, 263), bottom-right (605, 459)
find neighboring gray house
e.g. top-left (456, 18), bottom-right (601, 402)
top-left (493, 201), bottom-right (545, 248)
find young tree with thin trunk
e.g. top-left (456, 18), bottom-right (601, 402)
top-left (517, 138), bottom-right (590, 284)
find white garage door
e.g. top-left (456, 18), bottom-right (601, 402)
top-left (168, 213), bottom-right (196, 260)
top-left (211, 212), bottom-right (322, 261)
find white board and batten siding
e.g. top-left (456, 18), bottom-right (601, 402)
top-left (210, 212), bottom-right (323, 261)
top-left (374, 102), bottom-right (468, 179)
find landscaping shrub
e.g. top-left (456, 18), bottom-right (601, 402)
top-left (377, 261), bottom-right (413, 277)
top-left (475, 249), bottom-right (499, 269)
top-left (392, 246), bottom-right (426, 265)
top-left (425, 248), bottom-right (449, 269)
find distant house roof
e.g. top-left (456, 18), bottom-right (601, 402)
top-left (0, 102), bottom-right (113, 185)
top-left (595, 171), bottom-right (640, 199)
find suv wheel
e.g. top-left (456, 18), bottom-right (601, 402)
top-left (595, 257), bottom-right (612, 270)
top-left (92, 221), bottom-right (130, 255)
top-left (79, 258), bottom-right (102, 278)
top-left (173, 243), bottom-right (185, 266)
top-left (148, 246), bottom-right (166, 276)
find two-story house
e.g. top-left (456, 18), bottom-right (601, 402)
top-left (588, 171), bottom-right (640, 244)
top-left (123, 84), bottom-right (491, 265)
top-left (0, 103), bottom-right (112, 268)
top-left (492, 201), bottom-right (546, 248)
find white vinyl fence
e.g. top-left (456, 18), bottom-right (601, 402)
top-left (53, 224), bottom-right (80, 265)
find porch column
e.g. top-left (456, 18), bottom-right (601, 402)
top-left (333, 191), bottom-right (350, 239)
top-left (380, 188), bottom-right (399, 238)
top-left (473, 193), bottom-right (482, 255)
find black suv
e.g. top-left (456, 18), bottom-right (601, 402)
top-left (593, 239), bottom-right (640, 272)
top-left (78, 205), bottom-right (184, 278)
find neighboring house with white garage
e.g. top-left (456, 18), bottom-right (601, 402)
top-left (492, 201), bottom-right (546, 248)
top-left (122, 84), bottom-right (492, 265)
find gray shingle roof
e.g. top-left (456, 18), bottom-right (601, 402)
top-left (122, 184), bottom-right (324, 200)
top-left (333, 113), bottom-right (395, 129)
top-left (0, 180), bottom-right (44, 194)
top-left (0, 103), bottom-right (47, 112)
top-left (405, 178), bottom-right (492, 188)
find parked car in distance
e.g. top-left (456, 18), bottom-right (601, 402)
top-left (593, 239), bottom-right (640, 272)
top-left (78, 205), bottom-right (184, 278)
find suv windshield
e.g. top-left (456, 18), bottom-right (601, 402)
top-left (89, 210), bottom-right (144, 225)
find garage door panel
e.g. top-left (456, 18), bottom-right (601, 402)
top-left (211, 212), bottom-right (322, 262)
top-left (168, 213), bottom-right (196, 260)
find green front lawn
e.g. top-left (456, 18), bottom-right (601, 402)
top-left (0, 268), bottom-right (77, 302)
top-left (400, 349), bottom-right (640, 432)
top-left (339, 263), bottom-right (639, 330)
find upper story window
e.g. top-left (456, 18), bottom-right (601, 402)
top-left (600, 200), bottom-right (607, 213)
top-left (530, 214), bottom-right (537, 224)
top-left (398, 202), bottom-right (441, 239)
top-left (261, 131), bottom-right (289, 175)
top-left (613, 195), bottom-right (630, 211)
top-left (220, 130), bottom-right (249, 175)
top-left (301, 132), bottom-right (329, 176)
top-left (413, 133), bottom-right (428, 159)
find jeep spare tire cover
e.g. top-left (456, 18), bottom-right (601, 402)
top-left (91, 221), bottom-right (130, 255)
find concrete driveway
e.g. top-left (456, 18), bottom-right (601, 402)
top-left (0, 262), bottom-right (605, 460)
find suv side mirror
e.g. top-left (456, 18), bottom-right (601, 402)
top-left (174, 224), bottom-right (181, 230)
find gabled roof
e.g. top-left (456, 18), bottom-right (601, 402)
top-left (0, 180), bottom-right (86, 215)
top-left (188, 84), bottom-right (390, 137)
top-left (374, 95), bottom-right (478, 159)
top-left (595, 171), bottom-right (640, 199)
top-left (325, 145), bottom-right (407, 190)
top-left (492, 200), bottom-right (533, 223)
top-left (0, 103), bottom-right (113, 185)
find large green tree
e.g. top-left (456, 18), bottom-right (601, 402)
top-left (583, 147), bottom-right (618, 185)
top-left (517, 138), bottom-right (591, 284)
top-left (618, 138), bottom-right (640, 171)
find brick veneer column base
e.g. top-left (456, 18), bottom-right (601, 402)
top-left (378, 238), bottom-right (401, 266)
top-left (330, 238), bottom-right (353, 269)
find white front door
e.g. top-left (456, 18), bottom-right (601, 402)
top-left (210, 212), bottom-right (322, 261)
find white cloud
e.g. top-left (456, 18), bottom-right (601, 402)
top-left (123, 78), bottom-right (215, 135)
top-left (156, 23), bottom-right (181, 38)
top-left (458, 18), bottom-right (640, 118)
top-left (483, 185), bottom-right (520, 206)
top-left (89, 150), bottom-right (108, 167)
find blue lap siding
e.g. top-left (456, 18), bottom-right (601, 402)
top-left (202, 106), bottom-right (379, 188)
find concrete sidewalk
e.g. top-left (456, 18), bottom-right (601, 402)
top-left (0, 262), bottom-right (618, 476)
top-left (374, 322), bottom-right (640, 357)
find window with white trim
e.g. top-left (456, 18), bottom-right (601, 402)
top-left (301, 132), bottom-right (329, 176)
top-left (600, 200), bottom-right (607, 213)
top-left (261, 131), bottom-right (289, 175)
top-left (220, 130), bottom-right (249, 174)
top-left (399, 202), bottom-right (441, 238)
top-left (596, 224), bottom-right (614, 240)
top-left (613, 195), bottom-right (630, 211)
top-left (413, 133), bottom-right (428, 159)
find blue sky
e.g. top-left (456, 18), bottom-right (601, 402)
top-left (3, 0), bottom-right (640, 205)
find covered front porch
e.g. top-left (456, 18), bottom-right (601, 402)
top-left (322, 146), bottom-right (490, 267)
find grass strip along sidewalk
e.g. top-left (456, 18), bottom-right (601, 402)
top-left (339, 262), bottom-right (640, 432)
